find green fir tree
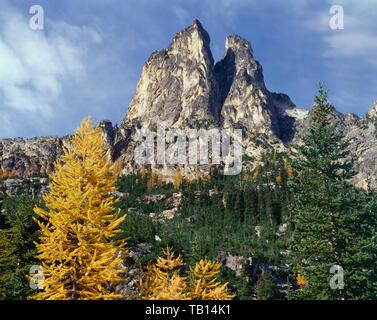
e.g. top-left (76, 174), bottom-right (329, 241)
top-left (0, 195), bottom-right (40, 299)
top-left (287, 83), bottom-right (377, 299)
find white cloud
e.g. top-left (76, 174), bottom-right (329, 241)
top-left (199, 0), bottom-right (252, 23)
top-left (173, 6), bottom-right (190, 25)
top-left (321, 8), bottom-right (377, 60)
top-left (300, 2), bottom-right (377, 61)
top-left (0, 4), bottom-right (102, 138)
top-left (324, 31), bottom-right (377, 57)
top-left (302, 12), bottom-right (362, 33)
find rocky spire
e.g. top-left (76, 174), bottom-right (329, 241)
top-left (214, 35), bottom-right (280, 138)
top-left (168, 19), bottom-right (213, 65)
top-left (122, 19), bottom-right (221, 130)
top-left (366, 100), bottom-right (377, 119)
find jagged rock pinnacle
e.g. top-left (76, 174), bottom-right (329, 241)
top-left (225, 35), bottom-right (254, 57)
top-left (366, 100), bottom-right (377, 119)
top-left (122, 19), bottom-right (220, 130)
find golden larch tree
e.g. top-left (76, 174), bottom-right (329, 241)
top-left (0, 168), bottom-right (15, 181)
top-left (296, 267), bottom-right (308, 291)
top-left (173, 168), bottom-right (183, 189)
top-left (111, 158), bottom-right (125, 176)
top-left (283, 158), bottom-right (288, 170)
top-left (137, 247), bottom-right (235, 300)
top-left (272, 150), bottom-right (277, 161)
top-left (252, 164), bottom-right (261, 181)
top-left (157, 173), bottom-right (164, 187)
top-left (137, 246), bottom-right (189, 300)
top-left (31, 116), bottom-right (127, 300)
top-left (147, 169), bottom-right (157, 191)
top-left (287, 165), bottom-right (294, 178)
top-left (200, 173), bottom-right (211, 185)
top-left (188, 258), bottom-right (235, 300)
top-left (276, 171), bottom-right (282, 184)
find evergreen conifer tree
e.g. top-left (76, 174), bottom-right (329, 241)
top-left (256, 271), bottom-right (280, 300)
top-left (288, 83), bottom-right (377, 299)
top-left (0, 196), bottom-right (40, 299)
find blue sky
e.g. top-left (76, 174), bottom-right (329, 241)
top-left (0, 0), bottom-right (376, 139)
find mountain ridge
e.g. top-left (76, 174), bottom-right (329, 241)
top-left (1, 19), bottom-right (377, 188)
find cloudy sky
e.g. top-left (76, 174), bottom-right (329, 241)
top-left (0, 0), bottom-right (376, 139)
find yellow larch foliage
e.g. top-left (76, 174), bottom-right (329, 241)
top-left (272, 150), bottom-right (277, 161)
top-left (298, 171), bottom-right (303, 182)
top-left (0, 167), bottom-right (15, 181)
top-left (173, 168), bottom-right (183, 189)
top-left (137, 246), bottom-right (189, 300)
top-left (140, 167), bottom-right (146, 179)
top-left (252, 164), bottom-right (261, 181)
top-left (296, 268), bottom-right (308, 291)
top-left (284, 158), bottom-right (293, 178)
top-left (287, 165), bottom-right (293, 178)
top-left (283, 158), bottom-right (288, 171)
top-left (137, 247), bottom-right (235, 300)
top-left (30, 116), bottom-right (128, 300)
top-left (200, 173), bottom-right (211, 185)
top-left (157, 173), bottom-right (164, 187)
top-left (111, 158), bottom-right (125, 176)
top-left (188, 258), bottom-right (235, 300)
top-left (276, 172), bottom-right (282, 184)
top-left (147, 170), bottom-right (157, 191)
top-left (284, 157), bottom-right (294, 178)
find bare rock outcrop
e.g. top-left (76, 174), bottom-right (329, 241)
top-left (122, 19), bottom-right (221, 130)
top-left (0, 122), bottom-right (116, 176)
top-left (215, 35), bottom-right (281, 139)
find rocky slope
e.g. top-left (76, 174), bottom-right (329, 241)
top-left (1, 19), bottom-right (377, 187)
top-left (0, 120), bottom-right (117, 176)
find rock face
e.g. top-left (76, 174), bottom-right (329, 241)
top-left (0, 136), bottom-right (65, 175)
top-left (122, 19), bottom-right (221, 130)
top-left (116, 19), bottom-right (301, 177)
top-left (0, 121), bottom-right (117, 176)
top-left (1, 177), bottom-right (50, 197)
top-left (121, 21), bottom-right (297, 141)
top-left (366, 101), bottom-right (377, 119)
top-left (1, 19), bottom-right (377, 188)
top-left (215, 35), bottom-right (289, 140)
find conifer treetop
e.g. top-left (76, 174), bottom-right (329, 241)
top-left (31, 116), bottom-right (128, 300)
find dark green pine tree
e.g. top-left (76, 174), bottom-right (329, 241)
top-left (244, 186), bottom-right (257, 222)
top-left (0, 195), bottom-right (40, 299)
top-left (234, 191), bottom-right (245, 222)
top-left (256, 271), bottom-right (281, 300)
top-left (287, 83), bottom-right (377, 300)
